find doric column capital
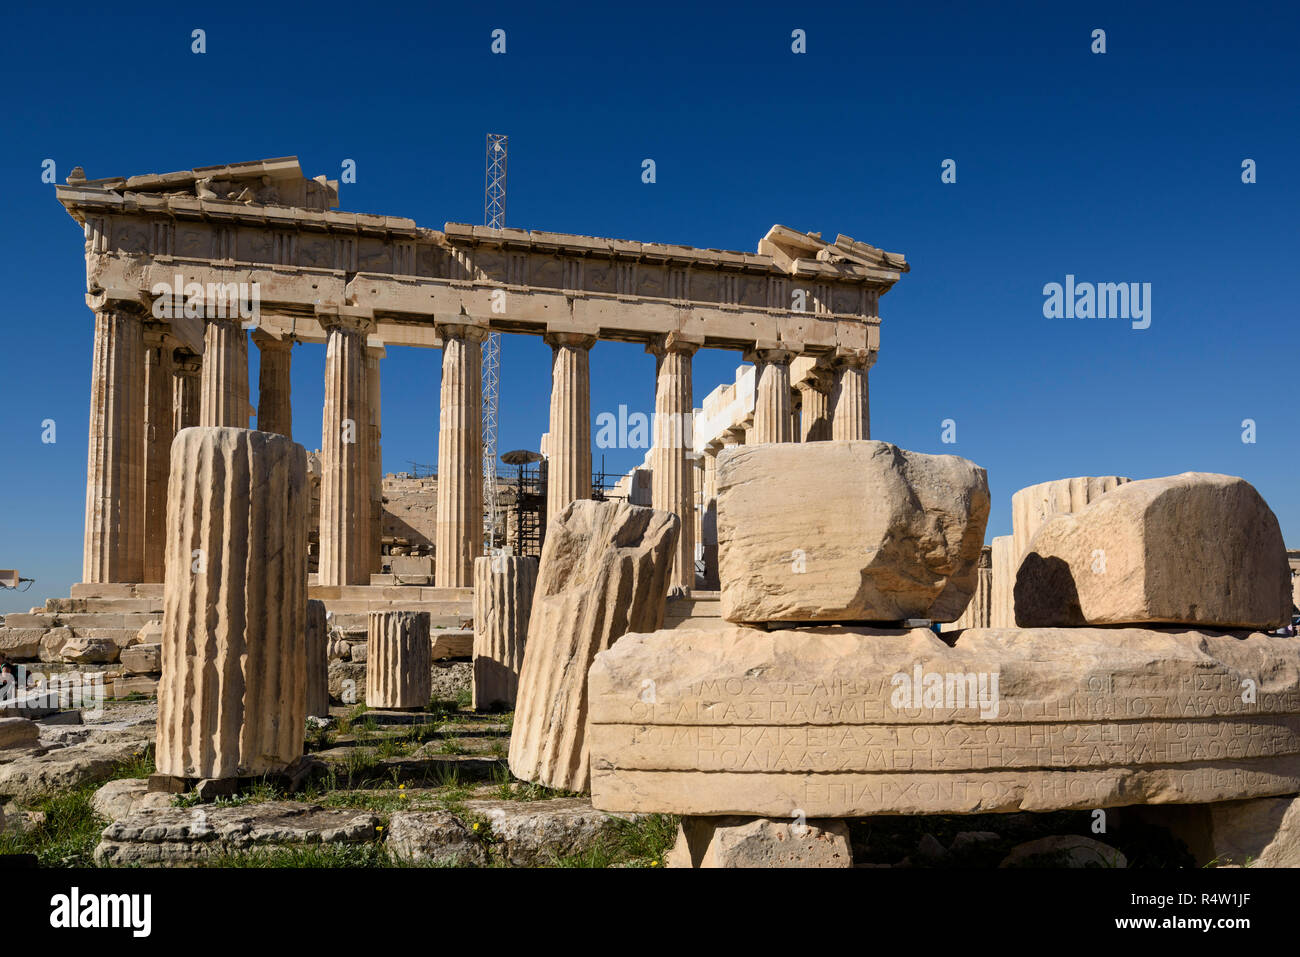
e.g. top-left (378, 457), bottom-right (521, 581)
top-left (796, 367), bottom-right (835, 394)
top-left (833, 347), bottom-right (878, 371)
top-left (86, 289), bottom-right (149, 318)
top-left (436, 321), bottom-right (490, 345)
top-left (315, 304), bottom-right (375, 335)
top-left (743, 339), bottom-right (798, 366)
top-left (543, 331), bottom-right (597, 351)
top-left (645, 330), bottom-right (703, 358)
top-left (251, 328), bottom-right (293, 351)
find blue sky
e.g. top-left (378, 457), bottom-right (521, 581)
top-left (2, 1), bottom-right (1297, 611)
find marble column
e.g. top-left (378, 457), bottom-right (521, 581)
top-left (701, 442), bottom-right (721, 590)
top-left (252, 330), bottom-right (293, 438)
top-left (367, 342), bottom-right (385, 576)
top-left (797, 369), bottom-right (833, 442)
top-left (317, 306), bottom-right (373, 587)
top-left (544, 333), bottom-right (596, 523)
top-left (747, 345), bottom-right (795, 443)
top-left (435, 323), bottom-right (485, 588)
top-left (141, 327), bottom-right (175, 583)
top-left (172, 352), bottom-right (201, 434)
top-left (82, 299), bottom-right (145, 584)
top-left (831, 349), bottom-right (875, 440)
top-left (155, 427), bottom-right (309, 779)
top-left (199, 319), bottom-right (249, 428)
top-left (692, 455), bottom-right (705, 560)
top-left (648, 333), bottom-right (699, 591)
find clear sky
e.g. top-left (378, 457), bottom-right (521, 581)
top-left (1, 1), bottom-right (1297, 612)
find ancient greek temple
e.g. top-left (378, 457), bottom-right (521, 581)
top-left (56, 156), bottom-right (907, 594)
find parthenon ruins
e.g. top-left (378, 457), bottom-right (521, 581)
top-left (10, 149), bottom-right (1294, 876)
top-left (59, 156), bottom-right (906, 593)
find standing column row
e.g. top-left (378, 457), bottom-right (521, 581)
top-left (83, 298), bottom-right (146, 584)
top-left (747, 344), bottom-right (795, 444)
top-left (199, 318), bottom-right (249, 428)
top-left (317, 306), bottom-right (373, 587)
top-left (831, 348), bottom-right (875, 440)
top-left (252, 330), bottom-right (293, 439)
top-left (796, 367), bottom-right (833, 442)
top-left (700, 441), bottom-right (721, 590)
top-left (649, 332), bottom-right (701, 591)
top-left (172, 353), bottom-right (201, 434)
top-left (545, 332), bottom-right (596, 523)
top-left (435, 323), bottom-right (485, 588)
top-left (141, 328), bottom-right (175, 582)
top-left (367, 342), bottom-right (384, 576)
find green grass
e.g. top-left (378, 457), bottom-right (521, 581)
top-left (0, 785), bottom-right (106, 866)
top-left (171, 779), bottom-right (288, 809)
top-left (110, 748), bottom-right (156, 780)
top-left (335, 703), bottom-right (370, 737)
top-left (320, 789), bottom-right (411, 814)
top-left (197, 842), bottom-right (395, 868)
top-left (545, 815), bottom-right (679, 868)
top-left (490, 767), bottom-right (578, 803)
top-left (304, 720), bottom-right (336, 751)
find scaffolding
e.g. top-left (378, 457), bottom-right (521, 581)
top-left (482, 133), bottom-right (507, 552)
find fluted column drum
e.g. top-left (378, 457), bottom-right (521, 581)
top-left (472, 555), bottom-right (538, 710)
top-left (366, 610), bottom-right (432, 709)
top-left (155, 426), bottom-right (309, 779)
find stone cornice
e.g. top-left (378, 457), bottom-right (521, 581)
top-left (57, 157), bottom-right (907, 356)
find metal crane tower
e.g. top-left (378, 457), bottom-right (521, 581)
top-left (482, 134), bottom-right (507, 551)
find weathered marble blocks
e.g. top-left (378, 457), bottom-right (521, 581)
top-left (588, 624), bottom-right (1300, 817)
top-left (1015, 473), bottom-right (1291, 629)
top-left (717, 440), bottom-right (989, 624)
top-left (1010, 475), bottom-right (1130, 562)
top-left (509, 499), bottom-right (679, 792)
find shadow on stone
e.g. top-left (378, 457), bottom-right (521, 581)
top-left (1014, 553), bottom-right (1084, 627)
